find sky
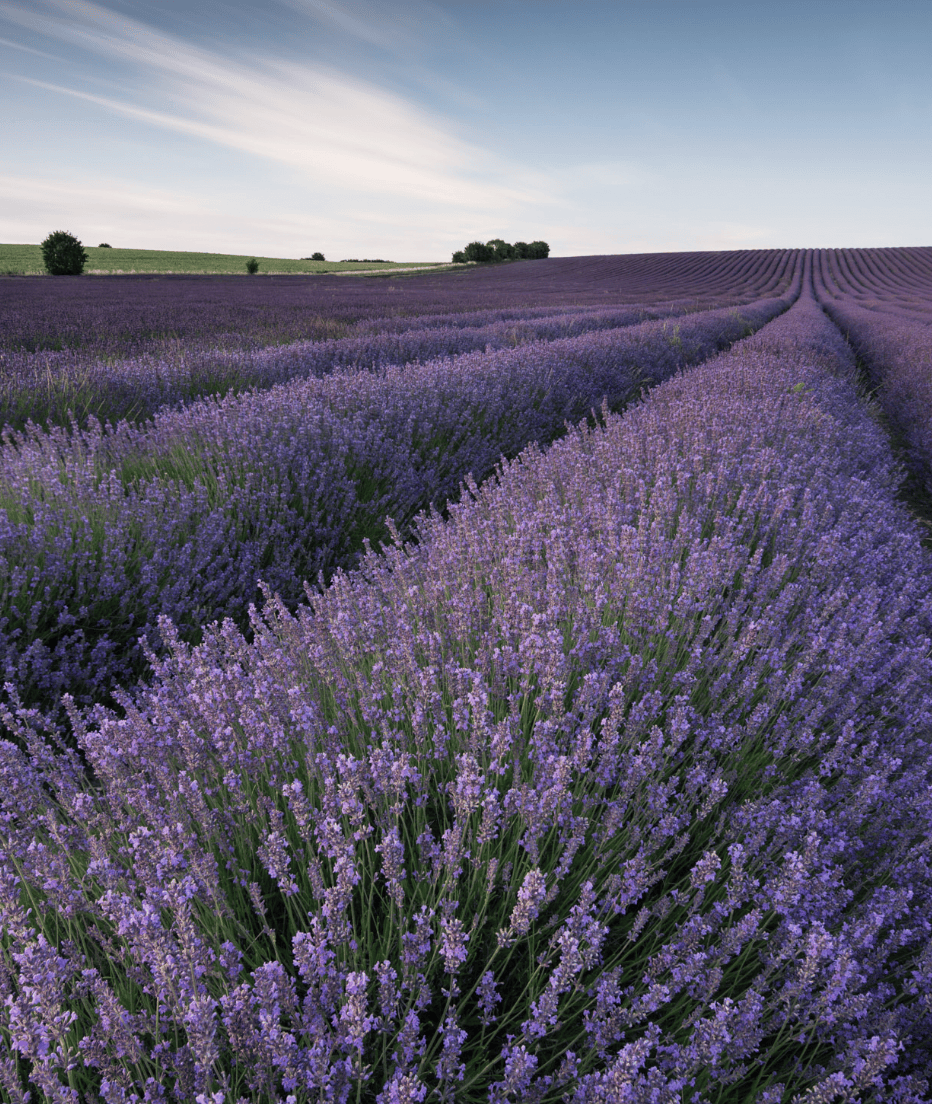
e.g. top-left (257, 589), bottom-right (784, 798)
top-left (1, 0), bottom-right (930, 261)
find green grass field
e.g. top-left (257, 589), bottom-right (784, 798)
top-left (0, 243), bottom-right (453, 276)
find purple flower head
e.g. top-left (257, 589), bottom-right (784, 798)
top-left (489, 1042), bottom-right (540, 1104)
top-left (375, 824), bottom-right (407, 907)
top-left (477, 969), bottom-right (502, 1026)
top-left (506, 867), bottom-right (548, 940)
top-left (439, 916), bottom-right (469, 974)
top-left (338, 971), bottom-right (376, 1054)
top-left (435, 1013), bottom-right (468, 1098)
top-left (377, 1071), bottom-right (428, 1104)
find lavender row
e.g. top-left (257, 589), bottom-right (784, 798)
top-left (817, 246), bottom-right (932, 308)
top-left (0, 293), bottom-right (794, 712)
top-left (346, 300), bottom-right (653, 333)
top-left (0, 252), bottom-right (805, 432)
top-left (812, 270), bottom-right (932, 498)
top-left (0, 304), bottom-right (686, 432)
top-left (3, 288), bottom-right (931, 1101)
top-left (347, 278), bottom-right (797, 338)
top-left (0, 248), bottom-right (800, 360)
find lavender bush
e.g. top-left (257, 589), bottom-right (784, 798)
top-left (0, 305), bottom-right (685, 432)
top-left (2, 276), bottom-right (932, 1101)
top-left (0, 291), bottom-right (797, 713)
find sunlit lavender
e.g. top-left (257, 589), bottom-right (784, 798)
top-left (2, 248), bottom-right (932, 1103)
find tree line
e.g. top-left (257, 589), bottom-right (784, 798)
top-left (452, 239), bottom-right (550, 264)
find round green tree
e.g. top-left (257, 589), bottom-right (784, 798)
top-left (245, 257), bottom-right (260, 274)
top-left (40, 230), bottom-right (89, 275)
top-left (487, 238), bottom-right (514, 261)
top-left (463, 240), bottom-right (494, 263)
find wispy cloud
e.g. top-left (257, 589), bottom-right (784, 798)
top-left (0, 171), bottom-right (216, 217)
top-left (0, 0), bottom-right (548, 211)
top-left (284, 0), bottom-right (487, 111)
top-left (0, 32), bottom-right (61, 59)
top-left (283, 0), bottom-right (456, 58)
top-left (0, 170), bottom-right (356, 253)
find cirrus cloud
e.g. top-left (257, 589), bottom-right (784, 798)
top-left (1, 0), bottom-right (553, 212)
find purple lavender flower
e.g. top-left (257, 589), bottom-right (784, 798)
top-left (439, 916), bottom-right (469, 975)
top-left (476, 970), bottom-right (503, 1027)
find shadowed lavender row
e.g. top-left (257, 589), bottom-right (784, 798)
top-left (349, 301), bottom-right (677, 335)
top-left (812, 254), bottom-right (932, 499)
top-left (0, 304), bottom-right (690, 432)
top-left (345, 275), bottom-right (798, 338)
top-left (3, 287), bottom-right (931, 1101)
top-left (0, 292), bottom-right (795, 711)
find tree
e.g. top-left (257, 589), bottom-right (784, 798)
top-left (98, 242), bottom-right (112, 248)
top-left (311, 251), bottom-right (325, 261)
top-left (245, 257), bottom-right (260, 274)
top-left (453, 238), bottom-right (550, 264)
top-left (486, 238), bottom-right (514, 262)
top-left (463, 241), bottom-right (494, 263)
top-left (40, 230), bottom-right (88, 275)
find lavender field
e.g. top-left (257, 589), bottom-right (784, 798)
top-left (1, 247), bottom-right (932, 1103)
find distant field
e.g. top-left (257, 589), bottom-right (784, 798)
top-left (0, 243), bottom-right (450, 276)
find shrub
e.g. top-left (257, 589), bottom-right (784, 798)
top-left (245, 257), bottom-right (260, 274)
top-left (311, 251), bottom-right (325, 261)
top-left (513, 241), bottom-right (550, 259)
top-left (463, 240), bottom-right (494, 263)
top-left (454, 240), bottom-right (550, 263)
top-left (98, 242), bottom-right (112, 248)
top-left (40, 230), bottom-right (89, 275)
top-left (487, 237), bottom-right (514, 261)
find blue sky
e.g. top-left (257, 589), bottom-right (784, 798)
top-left (1, 0), bottom-right (930, 260)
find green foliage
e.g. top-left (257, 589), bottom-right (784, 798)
top-left (245, 257), bottom-right (260, 274)
top-left (487, 237), bottom-right (514, 261)
top-left (454, 238), bottom-right (551, 264)
top-left (311, 251), bottom-right (326, 261)
top-left (512, 241), bottom-right (550, 259)
top-left (98, 242), bottom-right (112, 248)
top-left (464, 240), bottom-right (494, 263)
top-left (40, 230), bottom-right (89, 276)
